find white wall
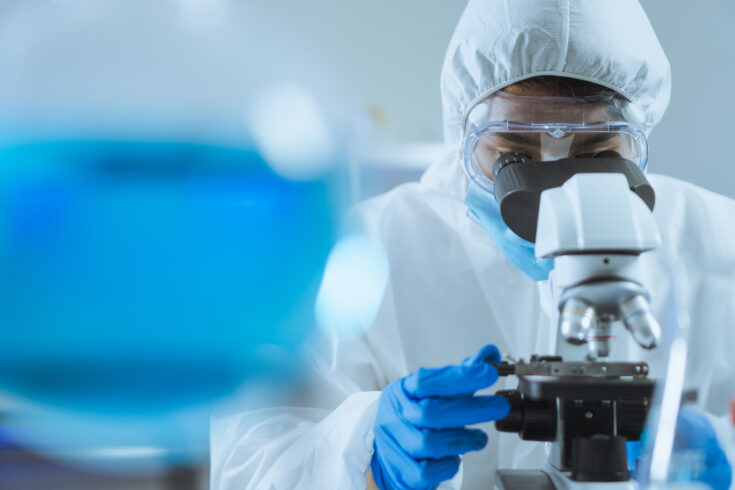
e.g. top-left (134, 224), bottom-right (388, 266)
top-left (256, 0), bottom-right (464, 143)
top-left (261, 0), bottom-right (735, 199)
top-left (642, 0), bottom-right (735, 199)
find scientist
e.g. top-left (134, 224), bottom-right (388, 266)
top-left (211, 1), bottom-right (735, 489)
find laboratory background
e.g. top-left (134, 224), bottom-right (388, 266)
top-left (254, 0), bottom-right (735, 201)
top-left (0, 1), bottom-right (733, 490)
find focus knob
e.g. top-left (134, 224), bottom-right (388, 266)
top-left (571, 435), bottom-right (629, 482)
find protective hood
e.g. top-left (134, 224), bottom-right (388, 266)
top-left (440, 0), bottom-right (671, 146)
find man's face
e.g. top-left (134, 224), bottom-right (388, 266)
top-left (468, 90), bottom-right (640, 181)
top-left (474, 132), bottom-right (632, 177)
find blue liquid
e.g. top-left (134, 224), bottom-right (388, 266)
top-left (0, 140), bottom-right (336, 414)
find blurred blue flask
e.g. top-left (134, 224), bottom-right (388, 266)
top-left (0, 140), bottom-right (335, 414)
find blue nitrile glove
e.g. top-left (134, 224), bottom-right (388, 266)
top-left (627, 440), bottom-right (642, 475)
top-left (671, 409), bottom-right (732, 490)
top-left (370, 345), bottom-right (511, 489)
top-left (632, 409), bottom-right (732, 490)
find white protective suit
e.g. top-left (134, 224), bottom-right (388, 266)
top-left (211, 1), bottom-right (735, 488)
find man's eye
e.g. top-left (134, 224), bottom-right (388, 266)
top-left (498, 151), bottom-right (532, 161)
top-left (498, 149), bottom-right (535, 160)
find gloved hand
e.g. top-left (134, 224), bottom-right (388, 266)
top-left (370, 344), bottom-right (510, 489)
top-left (670, 409), bottom-right (732, 490)
top-left (631, 409), bottom-right (732, 490)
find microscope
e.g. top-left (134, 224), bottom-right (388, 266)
top-left (490, 154), bottom-right (662, 490)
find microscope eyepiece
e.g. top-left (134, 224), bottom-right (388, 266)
top-left (492, 152), bottom-right (530, 180)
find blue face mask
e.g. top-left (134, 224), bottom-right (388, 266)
top-left (464, 182), bottom-right (554, 281)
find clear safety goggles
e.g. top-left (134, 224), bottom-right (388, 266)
top-left (462, 91), bottom-right (649, 195)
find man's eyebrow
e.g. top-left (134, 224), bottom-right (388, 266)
top-left (570, 133), bottom-right (619, 148)
top-left (493, 132), bottom-right (537, 146)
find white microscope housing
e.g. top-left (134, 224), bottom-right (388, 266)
top-left (492, 170), bottom-right (664, 490)
top-left (536, 173), bottom-right (662, 360)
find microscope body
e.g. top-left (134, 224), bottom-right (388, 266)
top-left (492, 167), bottom-right (663, 490)
top-left (536, 172), bottom-right (662, 360)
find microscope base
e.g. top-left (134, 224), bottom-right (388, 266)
top-left (494, 469), bottom-right (556, 490)
top-left (494, 465), bottom-right (638, 490)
